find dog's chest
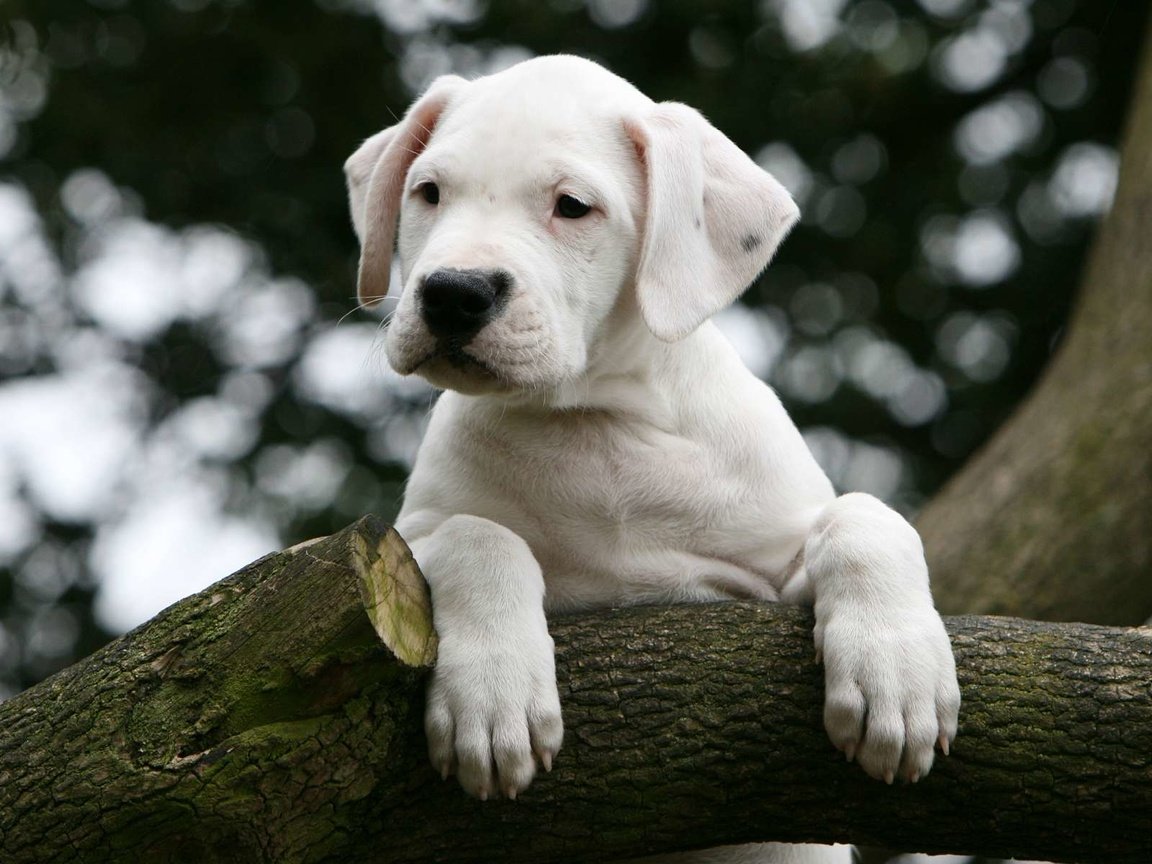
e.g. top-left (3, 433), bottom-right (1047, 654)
top-left (452, 410), bottom-right (786, 590)
top-left (478, 412), bottom-right (725, 516)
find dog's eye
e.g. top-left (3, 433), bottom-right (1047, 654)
top-left (555, 194), bottom-right (591, 219)
top-left (419, 182), bottom-right (440, 205)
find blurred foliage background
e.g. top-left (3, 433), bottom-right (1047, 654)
top-left (0, 0), bottom-right (1146, 698)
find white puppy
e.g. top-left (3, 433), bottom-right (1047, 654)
top-left (346, 55), bottom-right (960, 861)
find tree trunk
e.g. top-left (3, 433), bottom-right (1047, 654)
top-left (2, 517), bottom-right (1149, 864)
top-left (916, 13), bottom-right (1152, 625)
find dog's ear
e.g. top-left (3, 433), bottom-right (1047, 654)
top-left (346, 75), bottom-right (468, 307)
top-left (625, 103), bottom-right (799, 342)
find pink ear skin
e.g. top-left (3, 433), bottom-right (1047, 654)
top-left (626, 103), bottom-right (800, 342)
top-left (347, 75), bottom-right (469, 309)
top-left (344, 127), bottom-right (394, 246)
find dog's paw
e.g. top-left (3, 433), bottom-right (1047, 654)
top-left (424, 628), bottom-right (563, 800)
top-left (816, 602), bottom-right (959, 784)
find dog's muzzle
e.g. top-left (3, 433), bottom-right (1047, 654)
top-left (420, 268), bottom-right (511, 344)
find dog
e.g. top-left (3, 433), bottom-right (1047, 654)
top-left (345, 55), bottom-right (960, 863)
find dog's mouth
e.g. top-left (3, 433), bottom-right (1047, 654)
top-left (411, 341), bottom-right (510, 394)
top-left (387, 310), bottom-right (566, 398)
top-left (414, 340), bottom-right (492, 372)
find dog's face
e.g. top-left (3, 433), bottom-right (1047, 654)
top-left (346, 56), bottom-right (799, 397)
top-left (383, 61), bottom-right (648, 395)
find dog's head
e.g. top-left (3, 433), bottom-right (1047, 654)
top-left (346, 55), bottom-right (798, 398)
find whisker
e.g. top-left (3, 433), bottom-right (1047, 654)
top-left (395, 143), bottom-right (422, 157)
top-left (335, 295), bottom-right (400, 327)
top-left (402, 124), bottom-right (432, 150)
top-left (404, 112), bottom-right (435, 139)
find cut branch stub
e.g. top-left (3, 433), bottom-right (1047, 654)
top-left (353, 524), bottom-right (437, 668)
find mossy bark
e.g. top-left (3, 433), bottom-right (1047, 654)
top-left (917, 12), bottom-right (1152, 625)
top-left (1, 517), bottom-right (1150, 864)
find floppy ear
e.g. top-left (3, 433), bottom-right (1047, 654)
top-left (625, 103), bottom-right (800, 342)
top-left (345, 75), bottom-right (468, 307)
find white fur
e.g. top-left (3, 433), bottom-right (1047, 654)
top-left (347, 55), bottom-right (959, 863)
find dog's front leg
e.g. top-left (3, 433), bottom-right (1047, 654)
top-left (406, 514), bottom-right (563, 800)
top-left (783, 493), bottom-right (961, 784)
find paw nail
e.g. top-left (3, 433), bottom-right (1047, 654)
top-left (506, 787), bottom-right (517, 801)
top-left (844, 742), bottom-right (856, 763)
top-left (884, 770), bottom-right (894, 785)
top-left (479, 789), bottom-right (489, 802)
top-left (440, 764), bottom-right (450, 781)
top-left (939, 734), bottom-right (950, 756)
top-left (541, 752), bottom-right (553, 772)
top-left (908, 771), bottom-right (920, 784)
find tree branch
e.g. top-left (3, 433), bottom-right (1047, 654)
top-left (917, 11), bottom-right (1152, 624)
top-left (1, 518), bottom-right (1149, 864)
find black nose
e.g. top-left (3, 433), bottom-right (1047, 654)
top-left (420, 268), bottom-right (510, 341)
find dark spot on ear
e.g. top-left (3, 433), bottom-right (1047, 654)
top-left (488, 194), bottom-right (496, 204)
top-left (741, 233), bottom-right (762, 252)
top-left (694, 216), bottom-right (702, 229)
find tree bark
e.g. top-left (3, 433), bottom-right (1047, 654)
top-left (916, 11), bottom-right (1152, 625)
top-left (2, 517), bottom-right (1149, 864)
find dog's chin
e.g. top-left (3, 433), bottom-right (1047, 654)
top-left (387, 330), bottom-right (575, 397)
top-left (407, 349), bottom-right (573, 398)
top-left (416, 353), bottom-right (512, 396)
